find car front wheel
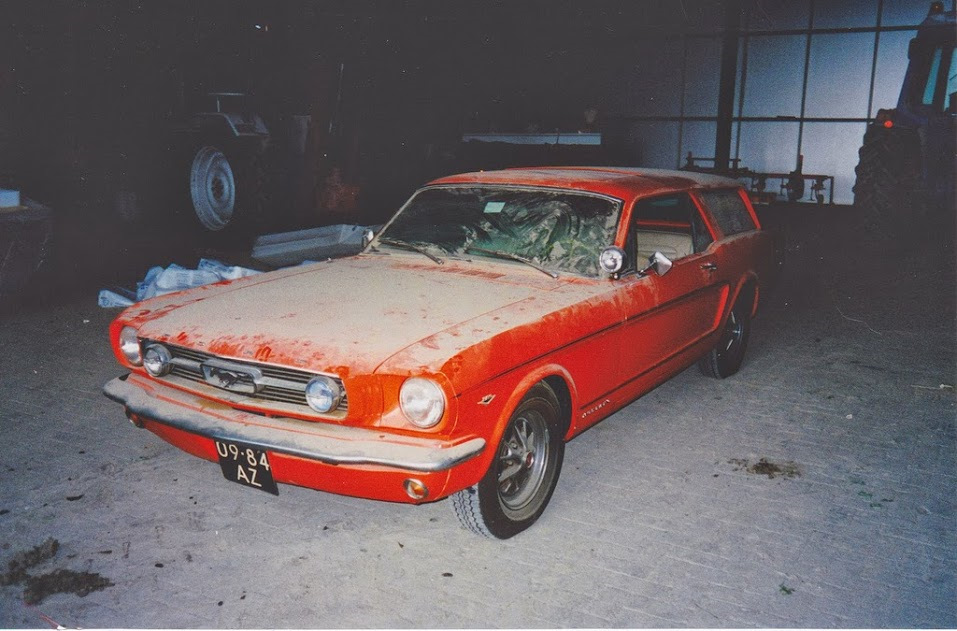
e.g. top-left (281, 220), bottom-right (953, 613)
top-left (451, 382), bottom-right (565, 539)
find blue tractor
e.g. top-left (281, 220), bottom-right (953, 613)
top-left (854, 1), bottom-right (955, 233)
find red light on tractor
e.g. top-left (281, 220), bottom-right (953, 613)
top-left (875, 109), bottom-right (895, 128)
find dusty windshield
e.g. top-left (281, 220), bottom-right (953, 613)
top-left (377, 186), bottom-right (622, 277)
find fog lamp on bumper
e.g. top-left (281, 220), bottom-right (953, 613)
top-left (403, 478), bottom-right (429, 500)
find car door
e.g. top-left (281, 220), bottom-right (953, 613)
top-left (615, 192), bottom-right (728, 384)
top-left (693, 187), bottom-right (773, 307)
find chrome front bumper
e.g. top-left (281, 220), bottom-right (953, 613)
top-left (103, 374), bottom-right (485, 472)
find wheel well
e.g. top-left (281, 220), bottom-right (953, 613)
top-left (541, 375), bottom-right (572, 437)
top-left (737, 279), bottom-right (758, 316)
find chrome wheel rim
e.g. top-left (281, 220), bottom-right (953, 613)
top-left (497, 410), bottom-right (549, 512)
top-left (718, 309), bottom-right (744, 359)
top-left (190, 146), bottom-right (235, 231)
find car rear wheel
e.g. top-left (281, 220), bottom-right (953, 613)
top-left (698, 295), bottom-right (751, 379)
top-left (451, 383), bottom-right (565, 539)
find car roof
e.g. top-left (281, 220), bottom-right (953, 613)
top-left (427, 166), bottom-right (742, 200)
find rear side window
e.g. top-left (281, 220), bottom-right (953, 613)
top-left (697, 189), bottom-right (756, 236)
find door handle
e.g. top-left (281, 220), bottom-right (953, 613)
top-left (701, 262), bottom-right (718, 272)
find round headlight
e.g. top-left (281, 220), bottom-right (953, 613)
top-left (143, 344), bottom-right (172, 377)
top-left (399, 377), bottom-right (446, 428)
top-left (599, 246), bottom-right (626, 274)
top-left (305, 376), bottom-right (343, 414)
top-left (119, 326), bottom-right (142, 366)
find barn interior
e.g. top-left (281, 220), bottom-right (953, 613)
top-left (0, 1), bottom-right (954, 627)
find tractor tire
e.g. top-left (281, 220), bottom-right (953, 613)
top-left (185, 137), bottom-right (268, 243)
top-left (853, 125), bottom-right (927, 242)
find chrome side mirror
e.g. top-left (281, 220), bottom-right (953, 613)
top-left (640, 251), bottom-right (673, 277)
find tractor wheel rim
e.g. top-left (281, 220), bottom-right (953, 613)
top-left (190, 146), bottom-right (235, 231)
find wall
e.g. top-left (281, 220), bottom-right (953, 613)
top-left (601, 0), bottom-right (933, 204)
top-left (0, 0), bottom-right (938, 227)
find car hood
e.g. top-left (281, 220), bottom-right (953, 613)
top-left (136, 253), bottom-right (604, 383)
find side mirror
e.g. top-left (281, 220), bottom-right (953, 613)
top-left (362, 229), bottom-right (375, 248)
top-left (640, 251), bottom-right (673, 277)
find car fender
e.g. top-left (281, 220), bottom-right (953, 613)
top-left (453, 362), bottom-right (577, 483)
top-left (732, 271), bottom-right (761, 318)
top-left (714, 230), bottom-right (772, 319)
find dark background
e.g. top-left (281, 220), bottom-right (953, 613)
top-left (0, 0), bottom-right (938, 300)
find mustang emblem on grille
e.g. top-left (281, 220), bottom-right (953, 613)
top-left (201, 359), bottom-right (264, 394)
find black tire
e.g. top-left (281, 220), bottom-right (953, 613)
top-left (185, 138), bottom-right (268, 239)
top-left (853, 125), bottom-right (927, 239)
top-left (698, 294), bottom-right (751, 379)
top-left (451, 382), bottom-right (565, 539)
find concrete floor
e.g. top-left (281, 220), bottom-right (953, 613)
top-left (1, 204), bottom-right (954, 627)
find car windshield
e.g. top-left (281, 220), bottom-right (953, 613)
top-left (376, 186), bottom-right (622, 277)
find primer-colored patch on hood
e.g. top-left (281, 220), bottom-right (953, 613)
top-left (136, 254), bottom-right (591, 376)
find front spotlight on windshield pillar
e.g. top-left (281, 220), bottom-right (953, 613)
top-left (599, 246), bottom-right (626, 275)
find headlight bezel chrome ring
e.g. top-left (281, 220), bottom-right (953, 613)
top-left (399, 377), bottom-right (446, 429)
top-left (143, 343), bottom-right (173, 377)
top-left (119, 326), bottom-right (143, 366)
top-left (599, 246), bottom-right (626, 275)
top-left (304, 375), bottom-right (344, 414)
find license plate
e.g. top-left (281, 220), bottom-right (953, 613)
top-left (214, 439), bottom-right (279, 495)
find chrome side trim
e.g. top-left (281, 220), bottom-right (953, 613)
top-left (103, 375), bottom-right (484, 473)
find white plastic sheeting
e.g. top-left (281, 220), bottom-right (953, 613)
top-left (98, 259), bottom-right (261, 308)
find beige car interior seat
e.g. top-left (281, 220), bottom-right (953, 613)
top-left (635, 230), bottom-right (694, 263)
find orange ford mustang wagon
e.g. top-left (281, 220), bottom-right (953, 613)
top-left (104, 167), bottom-right (774, 538)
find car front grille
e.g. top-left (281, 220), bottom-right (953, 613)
top-left (142, 340), bottom-right (348, 416)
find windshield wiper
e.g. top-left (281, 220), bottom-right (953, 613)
top-left (465, 246), bottom-right (558, 279)
top-left (378, 238), bottom-right (444, 264)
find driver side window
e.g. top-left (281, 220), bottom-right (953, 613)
top-left (629, 193), bottom-right (713, 267)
